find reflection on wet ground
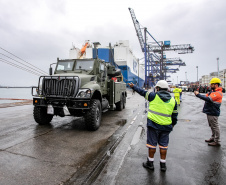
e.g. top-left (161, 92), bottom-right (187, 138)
top-left (0, 99), bottom-right (32, 108)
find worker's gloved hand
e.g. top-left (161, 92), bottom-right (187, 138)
top-left (128, 82), bottom-right (134, 88)
top-left (194, 91), bottom-right (199, 95)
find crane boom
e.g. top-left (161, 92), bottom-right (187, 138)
top-left (150, 44), bottom-right (194, 53)
top-left (128, 8), bottom-right (145, 52)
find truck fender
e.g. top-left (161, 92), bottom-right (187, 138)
top-left (91, 90), bottom-right (102, 103)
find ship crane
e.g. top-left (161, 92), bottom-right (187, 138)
top-left (80, 41), bottom-right (90, 58)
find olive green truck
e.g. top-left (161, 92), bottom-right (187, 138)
top-left (32, 57), bottom-right (127, 131)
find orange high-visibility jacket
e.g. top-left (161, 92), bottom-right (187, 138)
top-left (196, 87), bottom-right (223, 116)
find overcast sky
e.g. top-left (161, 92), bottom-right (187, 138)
top-left (1, 0), bottom-right (226, 86)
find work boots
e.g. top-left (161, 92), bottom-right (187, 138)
top-left (143, 159), bottom-right (154, 170)
top-left (143, 159), bottom-right (168, 171)
top-left (160, 162), bottom-right (167, 172)
top-left (208, 141), bottom-right (221, 146)
top-left (205, 138), bottom-right (214, 142)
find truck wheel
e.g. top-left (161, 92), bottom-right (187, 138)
top-left (85, 99), bottom-right (102, 131)
top-left (116, 94), bottom-right (123, 111)
top-left (33, 106), bottom-right (53, 125)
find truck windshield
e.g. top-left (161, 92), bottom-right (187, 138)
top-left (75, 60), bottom-right (94, 71)
top-left (56, 61), bottom-right (74, 71)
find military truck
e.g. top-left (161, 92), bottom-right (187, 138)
top-left (32, 44), bottom-right (127, 131)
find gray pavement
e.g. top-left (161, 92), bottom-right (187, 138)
top-left (0, 90), bottom-right (226, 185)
top-left (0, 89), bottom-right (144, 185)
top-left (93, 92), bottom-right (226, 185)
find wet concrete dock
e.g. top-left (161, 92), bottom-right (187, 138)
top-left (0, 90), bottom-right (144, 185)
top-left (93, 92), bottom-right (226, 185)
top-left (0, 90), bottom-right (226, 185)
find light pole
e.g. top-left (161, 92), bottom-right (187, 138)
top-left (196, 66), bottom-right (198, 82)
top-left (185, 72), bottom-right (187, 82)
top-left (217, 57), bottom-right (219, 77)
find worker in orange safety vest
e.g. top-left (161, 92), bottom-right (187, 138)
top-left (194, 78), bottom-right (223, 146)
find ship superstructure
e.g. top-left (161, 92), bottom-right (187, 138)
top-left (114, 40), bottom-right (144, 87)
top-left (69, 40), bottom-right (145, 88)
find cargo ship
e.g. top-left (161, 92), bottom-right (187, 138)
top-left (69, 40), bottom-right (145, 88)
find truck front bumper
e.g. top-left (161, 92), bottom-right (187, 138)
top-left (33, 97), bottom-right (91, 109)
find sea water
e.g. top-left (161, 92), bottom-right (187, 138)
top-left (0, 88), bottom-right (32, 103)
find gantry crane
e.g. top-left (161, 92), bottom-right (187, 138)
top-left (128, 7), bottom-right (194, 87)
top-left (129, 7), bottom-right (163, 87)
top-left (164, 58), bottom-right (186, 66)
top-left (151, 44), bottom-right (194, 54)
top-left (154, 58), bottom-right (186, 66)
top-left (149, 42), bottom-right (194, 80)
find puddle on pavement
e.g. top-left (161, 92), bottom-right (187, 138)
top-left (130, 126), bottom-right (145, 146)
top-left (115, 119), bottom-right (127, 126)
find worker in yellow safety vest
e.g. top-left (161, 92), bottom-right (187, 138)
top-left (173, 86), bottom-right (182, 106)
top-left (128, 80), bottom-right (178, 171)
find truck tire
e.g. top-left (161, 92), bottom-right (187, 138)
top-left (116, 94), bottom-right (123, 111)
top-left (33, 106), bottom-right (53, 125)
top-left (85, 99), bottom-right (102, 131)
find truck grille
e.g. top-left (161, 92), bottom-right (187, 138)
top-left (39, 76), bottom-right (79, 97)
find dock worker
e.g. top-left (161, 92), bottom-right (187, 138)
top-left (128, 80), bottom-right (178, 171)
top-left (194, 78), bottom-right (223, 146)
top-left (173, 86), bottom-right (182, 106)
top-left (179, 87), bottom-right (183, 102)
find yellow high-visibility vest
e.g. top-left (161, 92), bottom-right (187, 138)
top-left (146, 93), bottom-right (176, 125)
top-left (173, 88), bottom-right (181, 97)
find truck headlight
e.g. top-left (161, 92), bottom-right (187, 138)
top-left (76, 89), bottom-right (92, 98)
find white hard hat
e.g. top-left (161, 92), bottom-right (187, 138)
top-left (155, 80), bottom-right (169, 89)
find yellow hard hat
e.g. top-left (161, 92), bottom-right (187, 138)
top-left (210, 78), bottom-right (221, 84)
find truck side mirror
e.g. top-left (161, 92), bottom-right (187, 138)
top-left (49, 63), bottom-right (57, 76)
top-left (49, 67), bottom-right (53, 75)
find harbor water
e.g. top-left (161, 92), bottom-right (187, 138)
top-left (0, 88), bottom-right (32, 103)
